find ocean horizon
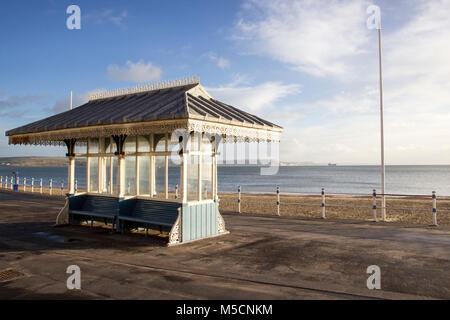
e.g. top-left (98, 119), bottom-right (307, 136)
top-left (1, 165), bottom-right (450, 196)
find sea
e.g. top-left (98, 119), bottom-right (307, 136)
top-left (1, 165), bottom-right (450, 196)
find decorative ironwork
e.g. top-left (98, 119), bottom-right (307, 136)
top-left (218, 212), bottom-right (227, 234)
top-left (168, 210), bottom-right (182, 245)
top-left (9, 119), bottom-right (281, 146)
top-left (89, 76), bottom-right (200, 101)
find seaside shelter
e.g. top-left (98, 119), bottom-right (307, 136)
top-left (5, 77), bottom-right (283, 245)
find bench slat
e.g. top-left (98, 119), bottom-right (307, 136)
top-left (70, 210), bottom-right (116, 219)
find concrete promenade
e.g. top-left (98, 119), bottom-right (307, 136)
top-left (0, 190), bottom-right (449, 299)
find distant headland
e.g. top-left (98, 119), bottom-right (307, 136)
top-left (0, 157), bottom-right (75, 167)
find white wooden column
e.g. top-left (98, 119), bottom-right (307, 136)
top-left (136, 137), bottom-right (140, 195)
top-left (198, 133), bottom-right (202, 201)
top-left (102, 156), bottom-right (107, 193)
top-left (98, 139), bottom-right (104, 194)
top-left (68, 156), bottom-right (75, 194)
top-left (149, 133), bottom-right (155, 197)
top-left (109, 155), bottom-right (113, 194)
top-left (86, 140), bottom-right (90, 193)
top-left (118, 156), bottom-right (125, 198)
top-left (182, 153), bottom-right (188, 203)
top-left (214, 151), bottom-right (218, 200)
top-left (211, 154), bottom-right (216, 200)
top-left (165, 133), bottom-right (169, 199)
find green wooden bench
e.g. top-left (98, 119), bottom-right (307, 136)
top-left (68, 195), bottom-right (119, 229)
top-left (118, 198), bottom-right (181, 236)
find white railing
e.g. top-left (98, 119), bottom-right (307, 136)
top-left (220, 186), bottom-right (444, 227)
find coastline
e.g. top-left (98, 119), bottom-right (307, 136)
top-left (1, 186), bottom-right (448, 227)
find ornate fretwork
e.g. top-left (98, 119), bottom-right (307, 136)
top-left (168, 211), bottom-right (182, 245)
top-left (9, 118), bottom-right (281, 146)
top-left (55, 198), bottom-right (69, 225)
top-left (187, 120), bottom-right (282, 143)
top-left (112, 134), bottom-right (127, 156)
top-left (9, 120), bottom-right (190, 146)
top-left (218, 211), bottom-right (227, 234)
top-left (90, 76), bottom-right (200, 101)
top-left (64, 138), bottom-right (77, 157)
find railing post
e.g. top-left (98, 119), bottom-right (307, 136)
top-left (175, 184), bottom-right (178, 199)
top-left (31, 178), bottom-right (34, 193)
top-left (49, 179), bottom-right (53, 195)
top-left (276, 186), bottom-right (280, 216)
top-left (0, 176), bottom-right (2, 188)
top-left (372, 189), bottom-right (377, 222)
top-left (23, 177), bottom-right (27, 192)
top-left (237, 185), bottom-right (241, 213)
top-left (40, 178), bottom-right (43, 194)
top-left (10, 176), bottom-right (13, 190)
top-left (5, 176), bottom-right (8, 188)
top-left (75, 179), bottom-right (78, 193)
top-left (321, 188), bottom-right (326, 219)
top-left (432, 191), bottom-right (438, 226)
top-left (61, 180), bottom-right (64, 195)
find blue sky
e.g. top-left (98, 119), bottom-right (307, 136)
top-left (1, 0), bottom-right (450, 164)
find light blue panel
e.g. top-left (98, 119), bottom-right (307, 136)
top-left (182, 201), bottom-right (219, 242)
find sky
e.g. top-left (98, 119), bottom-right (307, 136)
top-left (1, 0), bottom-right (450, 165)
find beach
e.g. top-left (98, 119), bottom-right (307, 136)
top-left (218, 193), bottom-right (450, 226)
top-left (1, 185), bottom-right (448, 227)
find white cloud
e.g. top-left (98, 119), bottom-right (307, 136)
top-left (383, 0), bottom-right (450, 115)
top-left (314, 87), bottom-right (378, 115)
top-left (107, 60), bottom-right (162, 83)
top-left (206, 81), bottom-right (301, 111)
top-left (84, 9), bottom-right (128, 28)
top-left (205, 53), bottom-right (230, 69)
top-left (233, 0), bottom-right (450, 164)
top-left (234, 0), bottom-right (371, 77)
top-left (216, 57), bottom-right (230, 69)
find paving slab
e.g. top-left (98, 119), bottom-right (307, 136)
top-left (0, 190), bottom-right (449, 299)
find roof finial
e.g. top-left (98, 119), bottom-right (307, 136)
top-left (89, 75), bottom-right (201, 101)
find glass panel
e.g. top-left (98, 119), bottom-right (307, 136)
top-left (112, 157), bottom-right (118, 195)
top-left (77, 143), bottom-right (87, 154)
top-left (125, 157), bottom-right (136, 196)
top-left (104, 157), bottom-right (111, 194)
top-left (98, 157), bottom-right (107, 193)
top-left (100, 137), bottom-right (111, 153)
top-left (138, 156), bottom-right (150, 195)
top-left (168, 155), bottom-right (179, 199)
top-left (201, 134), bottom-right (212, 153)
top-left (187, 155), bottom-right (199, 201)
top-left (75, 157), bottom-right (87, 192)
top-left (125, 136), bottom-right (136, 153)
top-left (168, 134), bottom-right (182, 165)
top-left (88, 158), bottom-right (98, 192)
top-left (110, 140), bottom-right (117, 154)
top-left (138, 135), bottom-right (151, 152)
top-left (88, 138), bottom-right (99, 154)
top-left (202, 154), bottom-right (212, 200)
top-left (189, 132), bottom-right (200, 151)
top-left (155, 134), bottom-right (166, 152)
top-left (155, 156), bottom-right (165, 198)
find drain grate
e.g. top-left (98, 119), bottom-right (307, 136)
top-left (0, 269), bottom-right (25, 282)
